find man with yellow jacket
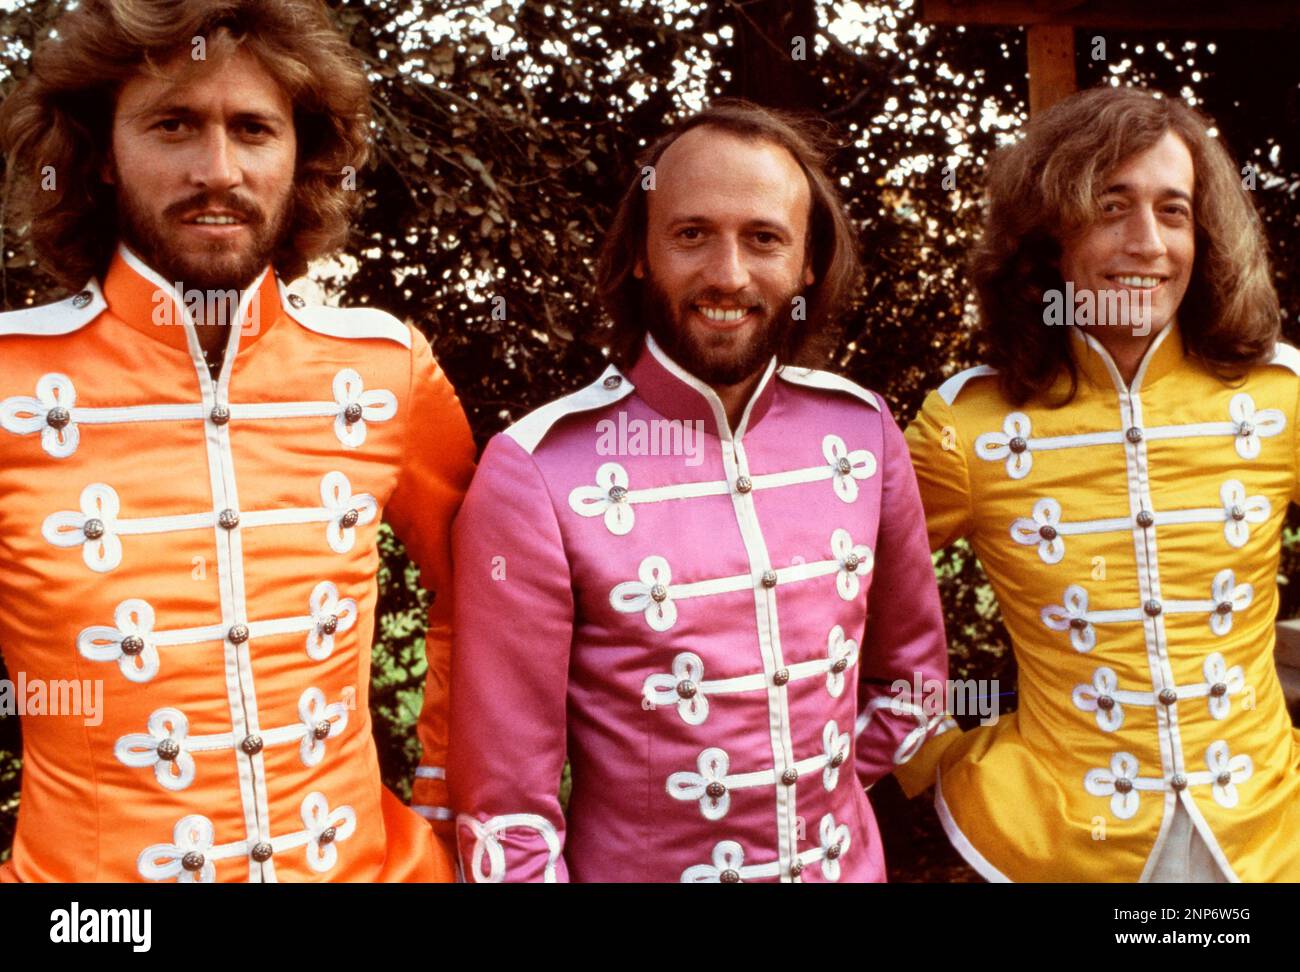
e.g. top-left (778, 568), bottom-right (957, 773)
top-left (901, 87), bottom-right (1300, 882)
top-left (0, 0), bottom-right (474, 881)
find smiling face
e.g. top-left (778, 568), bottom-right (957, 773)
top-left (105, 47), bottom-right (297, 293)
top-left (635, 126), bottom-right (815, 388)
top-left (1058, 130), bottom-right (1196, 337)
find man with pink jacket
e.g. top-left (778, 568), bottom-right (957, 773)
top-left (448, 101), bottom-right (952, 882)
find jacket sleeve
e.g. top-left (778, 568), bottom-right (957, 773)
top-left (903, 389), bottom-right (974, 552)
top-left (854, 403), bottom-right (958, 795)
top-left (448, 432), bottom-right (574, 882)
top-left (382, 329), bottom-right (477, 857)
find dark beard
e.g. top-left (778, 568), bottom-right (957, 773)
top-left (114, 179), bottom-right (291, 293)
top-left (640, 277), bottom-right (800, 387)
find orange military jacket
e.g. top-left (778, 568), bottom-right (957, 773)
top-left (0, 246), bottom-right (475, 882)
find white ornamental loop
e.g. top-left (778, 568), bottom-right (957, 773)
top-left (667, 748), bottom-right (732, 820)
top-left (1041, 584), bottom-right (1096, 653)
top-left (42, 483), bottom-right (125, 572)
top-left (306, 581), bottom-right (358, 661)
top-left (115, 708), bottom-right (201, 792)
top-left (975, 411), bottom-right (1034, 479)
top-left (1208, 570), bottom-right (1253, 636)
top-left (642, 651), bottom-right (709, 725)
top-left (298, 688), bottom-right (350, 767)
top-left (818, 813), bottom-right (851, 882)
top-left (332, 368), bottom-right (397, 448)
top-left (568, 462), bottom-right (635, 536)
top-left (1220, 480), bottom-right (1270, 548)
top-left (610, 555), bottom-right (677, 631)
top-left (458, 813), bottom-right (562, 883)
top-left (1205, 741), bottom-right (1253, 809)
top-left (1011, 498), bottom-right (1066, 564)
top-left (78, 598), bottom-right (163, 683)
top-left (821, 721), bottom-right (851, 791)
top-left (0, 373), bottom-right (80, 458)
top-left (1083, 752), bottom-right (1143, 820)
top-left (1071, 667), bottom-right (1126, 732)
top-left (1228, 393), bottom-right (1285, 460)
top-left (1204, 652), bottom-right (1246, 720)
top-left (831, 528), bottom-right (874, 600)
top-left (300, 792), bottom-right (357, 873)
top-left (138, 815), bottom-right (218, 883)
top-left (681, 840), bottom-right (751, 883)
top-left (825, 625), bottom-right (859, 697)
top-left (822, 434), bottom-right (877, 503)
top-left (321, 471), bottom-right (378, 553)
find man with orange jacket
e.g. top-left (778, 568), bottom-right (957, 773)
top-left (0, 0), bottom-right (474, 881)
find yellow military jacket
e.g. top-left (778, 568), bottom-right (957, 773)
top-left (899, 324), bottom-right (1300, 882)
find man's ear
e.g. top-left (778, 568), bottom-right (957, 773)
top-left (803, 261), bottom-right (815, 287)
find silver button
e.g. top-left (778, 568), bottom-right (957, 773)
top-left (1209, 682), bottom-right (1228, 698)
top-left (829, 752), bottom-right (846, 769)
top-left (1136, 510), bottom-right (1154, 528)
top-left (288, 293), bottom-right (306, 309)
top-left (156, 738), bottom-right (180, 761)
top-left (836, 457), bottom-right (852, 476)
top-left (761, 570), bottom-right (778, 588)
top-left (71, 290), bottom-right (93, 308)
top-left (706, 781), bottom-right (726, 799)
top-left (313, 720), bottom-right (332, 741)
top-left (1114, 778), bottom-right (1133, 794)
top-left (1097, 695), bottom-right (1115, 711)
top-left (1008, 436), bottom-right (1028, 454)
top-left (1216, 771), bottom-right (1232, 787)
top-left (735, 476), bottom-right (752, 494)
top-left (1144, 599), bottom-right (1162, 617)
top-left (1038, 524), bottom-right (1058, 541)
top-left (218, 508), bottom-right (240, 530)
top-left (676, 680), bottom-right (697, 699)
top-left (1069, 617), bottom-right (1088, 630)
top-left (210, 405), bottom-right (231, 426)
top-left (650, 583), bottom-right (668, 603)
top-left (843, 552), bottom-right (861, 572)
top-left (340, 509), bottom-right (360, 529)
top-left (781, 768), bottom-right (798, 786)
top-left (241, 734), bottom-right (264, 756)
top-left (1229, 504), bottom-right (1246, 522)
top-left (82, 518), bottom-right (105, 540)
top-left (120, 635), bottom-right (145, 656)
top-left (1215, 601), bottom-right (1233, 615)
top-left (228, 623), bottom-right (250, 645)
top-left (46, 406), bottom-right (71, 430)
top-left (1158, 688), bottom-right (1177, 706)
top-left (825, 842), bottom-right (842, 861)
top-left (603, 375), bottom-right (622, 389)
top-left (720, 868), bottom-right (740, 883)
top-left (251, 842), bottom-right (274, 862)
top-left (1237, 421), bottom-right (1254, 438)
top-left (790, 860), bottom-right (804, 878)
top-left (608, 485), bottom-right (628, 503)
top-left (343, 402), bottom-right (364, 424)
top-left (1126, 426), bottom-right (1143, 444)
top-left (319, 614), bottom-right (339, 635)
top-left (318, 826), bottom-right (337, 846)
top-left (772, 668), bottom-right (790, 686)
top-left (1170, 774), bottom-right (1188, 791)
top-left (831, 657), bottom-right (848, 674)
top-left (181, 851), bottom-right (205, 872)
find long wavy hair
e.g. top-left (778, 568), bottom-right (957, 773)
top-left (0, 0), bottom-right (371, 291)
top-left (596, 99), bottom-right (861, 369)
top-left (971, 85), bottom-right (1280, 405)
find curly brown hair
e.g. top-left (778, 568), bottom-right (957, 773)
top-left (0, 0), bottom-right (371, 291)
top-left (595, 99), bottom-right (862, 369)
top-left (971, 85), bottom-right (1280, 405)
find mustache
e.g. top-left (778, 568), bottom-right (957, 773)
top-left (681, 289), bottom-right (768, 314)
top-left (163, 193), bottom-right (263, 224)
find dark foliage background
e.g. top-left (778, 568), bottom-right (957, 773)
top-left (1, 0), bottom-right (1297, 880)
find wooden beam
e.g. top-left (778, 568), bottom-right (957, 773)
top-left (1026, 23), bottom-right (1076, 115)
top-left (921, 0), bottom-right (1300, 30)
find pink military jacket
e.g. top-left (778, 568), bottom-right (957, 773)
top-left (449, 335), bottom-right (951, 882)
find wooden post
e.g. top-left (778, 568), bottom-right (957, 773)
top-left (1026, 24), bottom-right (1077, 115)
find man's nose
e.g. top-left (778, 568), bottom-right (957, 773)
top-left (1123, 205), bottom-right (1167, 262)
top-left (702, 237), bottom-right (751, 293)
top-left (190, 126), bottom-right (240, 190)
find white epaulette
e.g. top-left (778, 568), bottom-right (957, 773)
top-left (277, 279), bottom-right (411, 349)
top-left (777, 366), bottom-right (880, 411)
top-left (1267, 342), bottom-right (1300, 377)
top-left (504, 365), bottom-right (635, 454)
top-left (0, 280), bottom-right (106, 338)
top-left (937, 365), bottom-right (998, 405)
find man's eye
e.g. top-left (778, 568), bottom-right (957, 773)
top-left (242, 122), bottom-right (270, 137)
top-left (678, 228), bottom-right (701, 240)
top-left (1101, 200), bottom-right (1124, 214)
top-left (156, 119), bottom-right (185, 133)
top-left (754, 232), bottom-right (779, 245)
